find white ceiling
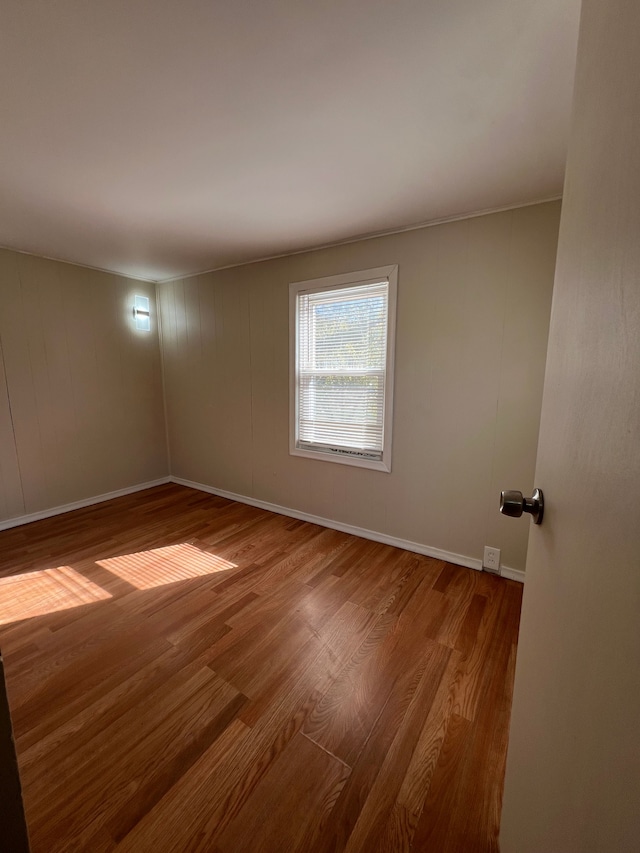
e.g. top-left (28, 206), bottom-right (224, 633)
top-left (0, 0), bottom-right (581, 282)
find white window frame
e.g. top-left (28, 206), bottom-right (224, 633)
top-left (289, 264), bottom-right (397, 472)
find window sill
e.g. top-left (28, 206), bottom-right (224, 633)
top-left (289, 445), bottom-right (391, 472)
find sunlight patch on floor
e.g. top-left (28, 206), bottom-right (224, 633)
top-left (0, 566), bottom-right (111, 625)
top-left (97, 543), bottom-right (237, 589)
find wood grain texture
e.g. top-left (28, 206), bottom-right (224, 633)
top-left (0, 483), bottom-right (522, 852)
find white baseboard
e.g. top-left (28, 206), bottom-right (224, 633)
top-left (0, 477), bottom-right (172, 532)
top-left (170, 476), bottom-right (485, 573)
top-left (500, 565), bottom-right (526, 584)
top-left (0, 473), bottom-right (526, 584)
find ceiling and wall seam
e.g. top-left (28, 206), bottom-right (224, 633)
top-left (155, 196), bottom-right (564, 283)
top-left (0, 195), bottom-right (562, 285)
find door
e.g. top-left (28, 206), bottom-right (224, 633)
top-left (1, 653), bottom-right (30, 851)
top-left (499, 1), bottom-right (640, 851)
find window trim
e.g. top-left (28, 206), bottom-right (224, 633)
top-left (289, 264), bottom-right (398, 473)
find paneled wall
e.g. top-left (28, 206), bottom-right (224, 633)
top-left (159, 201), bottom-right (560, 573)
top-left (0, 249), bottom-right (168, 522)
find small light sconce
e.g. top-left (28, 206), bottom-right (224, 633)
top-left (133, 295), bottom-right (151, 331)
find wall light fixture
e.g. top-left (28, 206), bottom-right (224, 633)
top-left (133, 295), bottom-right (151, 331)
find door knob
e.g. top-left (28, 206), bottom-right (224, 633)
top-left (500, 488), bottom-right (544, 525)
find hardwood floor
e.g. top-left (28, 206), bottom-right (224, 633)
top-left (0, 484), bottom-right (522, 852)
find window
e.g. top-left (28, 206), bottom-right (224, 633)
top-left (289, 265), bottom-right (397, 472)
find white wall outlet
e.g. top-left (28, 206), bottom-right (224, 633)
top-left (483, 546), bottom-right (501, 574)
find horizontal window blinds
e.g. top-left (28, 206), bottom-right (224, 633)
top-left (296, 280), bottom-right (389, 459)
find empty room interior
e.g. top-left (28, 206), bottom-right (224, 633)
top-left (1, 1), bottom-right (639, 852)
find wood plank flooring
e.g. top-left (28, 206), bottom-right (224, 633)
top-left (0, 483), bottom-right (522, 852)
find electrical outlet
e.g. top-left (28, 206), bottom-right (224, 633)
top-left (483, 546), bottom-right (501, 574)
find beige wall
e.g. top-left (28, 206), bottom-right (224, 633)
top-left (0, 249), bottom-right (168, 523)
top-left (159, 201), bottom-right (560, 573)
top-left (500, 1), bottom-right (640, 849)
